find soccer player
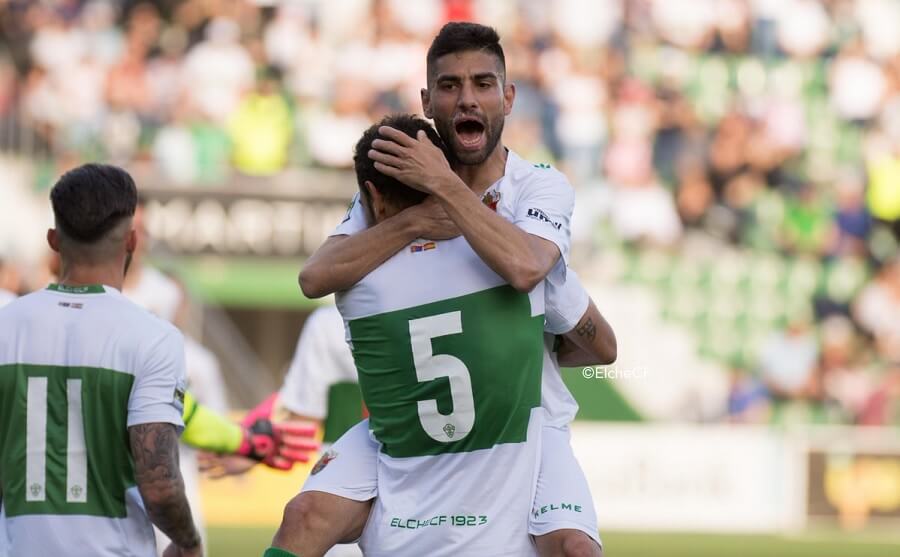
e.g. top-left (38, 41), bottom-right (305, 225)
top-left (0, 164), bottom-right (201, 556)
top-left (270, 114), bottom-right (551, 557)
top-left (289, 22), bottom-right (606, 557)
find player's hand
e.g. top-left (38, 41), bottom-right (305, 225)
top-left (237, 418), bottom-right (319, 471)
top-left (369, 126), bottom-right (456, 194)
top-left (162, 541), bottom-right (203, 557)
top-left (198, 452), bottom-right (257, 479)
top-left (403, 197), bottom-right (461, 240)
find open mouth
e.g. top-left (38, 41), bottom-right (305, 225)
top-left (454, 118), bottom-right (486, 150)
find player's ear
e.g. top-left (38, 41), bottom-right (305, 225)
top-left (364, 180), bottom-right (386, 221)
top-left (125, 228), bottom-right (137, 254)
top-left (503, 81), bottom-right (515, 117)
top-left (421, 88), bottom-right (433, 119)
top-left (47, 229), bottom-right (60, 253)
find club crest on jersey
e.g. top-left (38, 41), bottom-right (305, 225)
top-left (410, 241), bottom-right (437, 253)
top-left (311, 449), bottom-right (338, 475)
top-left (526, 208), bottom-right (562, 230)
top-left (481, 189), bottom-right (500, 212)
top-left (443, 423), bottom-right (456, 438)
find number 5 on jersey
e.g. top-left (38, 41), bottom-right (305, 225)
top-left (409, 311), bottom-right (475, 443)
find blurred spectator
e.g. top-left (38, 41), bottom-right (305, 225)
top-left (227, 67), bottom-right (293, 177)
top-left (853, 258), bottom-right (900, 362)
top-left (828, 168), bottom-right (872, 256)
top-left (858, 365), bottom-right (900, 426)
top-left (781, 182), bottom-right (831, 254)
top-left (182, 17), bottom-right (254, 124)
top-left (757, 312), bottom-right (820, 400)
top-left (819, 316), bottom-right (873, 422)
top-left (829, 39), bottom-right (887, 124)
top-left (865, 137), bottom-right (900, 239)
top-left (726, 365), bottom-right (771, 424)
top-left (305, 76), bottom-right (373, 168)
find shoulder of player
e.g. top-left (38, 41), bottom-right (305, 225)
top-left (506, 153), bottom-right (573, 195)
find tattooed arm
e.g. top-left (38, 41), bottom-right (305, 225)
top-left (129, 423), bottom-right (202, 556)
top-left (556, 298), bottom-right (617, 367)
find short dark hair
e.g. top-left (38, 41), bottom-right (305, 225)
top-left (426, 22), bottom-right (505, 85)
top-left (353, 114), bottom-right (445, 214)
top-left (50, 163), bottom-right (138, 244)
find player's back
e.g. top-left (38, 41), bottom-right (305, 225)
top-left (336, 236), bottom-right (546, 557)
top-left (0, 284), bottom-right (184, 557)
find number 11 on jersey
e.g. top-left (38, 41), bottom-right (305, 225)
top-left (26, 377), bottom-right (88, 503)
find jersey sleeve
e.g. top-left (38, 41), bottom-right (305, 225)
top-left (544, 268), bottom-right (590, 335)
top-left (512, 170), bottom-right (575, 281)
top-left (279, 306), bottom-right (357, 419)
top-left (330, 192), bottom-right (369, 237)
top-left (128, 327), bottom-right (187, 430)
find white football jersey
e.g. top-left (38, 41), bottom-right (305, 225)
top-left (280, 305), bottom-right (358, 420)
top-left (0, 284), bottom-right (186, 557)
top-left (334, 150), bottom-right (583, 427)
top-left (336, 232), bottom-right (547, 557)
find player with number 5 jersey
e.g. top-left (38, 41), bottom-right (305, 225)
top-left (334, 116), bottom-right (546, 557)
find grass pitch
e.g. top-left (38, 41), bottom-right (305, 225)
top-left (208, 526), bottom-right (899, 556)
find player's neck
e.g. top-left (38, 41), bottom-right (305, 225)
top-left (452, 144), bottom-right (508, 196)
top-left (57, 260), bottom-right (126, 291)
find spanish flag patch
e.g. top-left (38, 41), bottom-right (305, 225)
top-left (410, 241), bottom-right (437, 253)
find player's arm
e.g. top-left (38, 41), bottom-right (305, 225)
top-left (299, 197), bottom-right (459, 298)
top-left (371, 127), bottom-right (566, 292)
top-left (544, 269), bottom-right (616, 367)
top-left (129, 329), bottom-right (202, 556)
top-left (556, 299), bottom-right (617, 367)
top-left (182, 392), bottom-right (318, 469)
top-left (129, 422), bottom-right (202, 555)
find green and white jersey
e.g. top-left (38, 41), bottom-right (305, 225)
top-left (334, 150), bottom-right (582, 429)
top-left (336, 234), bottom-right (547, 557)
top-left (0, 284), bottom-right (186, 557)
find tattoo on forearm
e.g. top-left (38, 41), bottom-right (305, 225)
top-left (129, 423), bottom-right (200, 549)
top-left (576, 317), bottom-right (597, 341)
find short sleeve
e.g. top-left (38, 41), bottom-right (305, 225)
top-left (331, 192), bottom-right (369, 237)
top-left (279, 306), bottom-right (357, 419)
top-left (544, 268), bottom-right (590, 335)
top-left (512, 170), bottom-right (575, 277)
top-left (128, 328), bottom-right (187, 430)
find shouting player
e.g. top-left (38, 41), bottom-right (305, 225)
top-left (283, 23), bottom-right (610, 557)
top-left (272, 114), bottom-right (553, 556)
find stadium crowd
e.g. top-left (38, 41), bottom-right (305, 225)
top-left (0, 0), bottom-right (899, 427)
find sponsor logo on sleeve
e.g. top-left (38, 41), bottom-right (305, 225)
top-left (311, 449), bottom-right (338, 475)
top-left (173, 379), bottom-right (187, 410)
top-left (526, 208), bottom-right (562, 230)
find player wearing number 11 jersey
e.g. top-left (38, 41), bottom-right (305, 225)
top-left (0, 164), bottom-right (201, 557)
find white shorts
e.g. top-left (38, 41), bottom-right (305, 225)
top-left (302, 421), bottom-right (601, 547)
top-left (529, 425), bottom-right (601, 547)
